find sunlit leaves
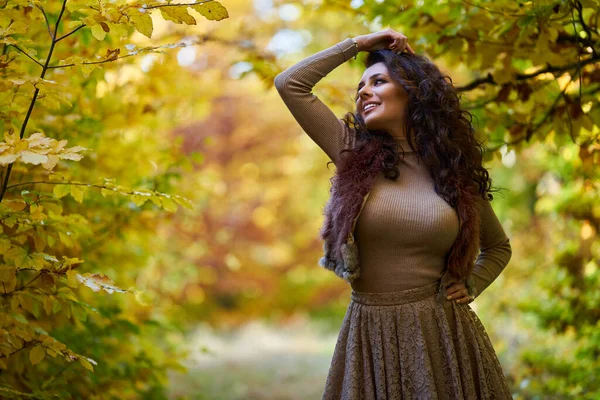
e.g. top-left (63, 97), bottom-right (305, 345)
top-left (129, 9), bottom-right (154, 39)
top-left (76, 273), bottom-right (129, 294)
top-left (0, 132), bottom-right (86, 171)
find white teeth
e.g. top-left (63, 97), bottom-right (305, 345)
top-left (364, 104), bottom-right (378, 111)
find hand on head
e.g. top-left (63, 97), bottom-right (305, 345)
top-left (354, 28), bottom-right (415, 55)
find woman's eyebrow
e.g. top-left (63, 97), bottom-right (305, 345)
top-left (357, 73), bottom-right (386, 91)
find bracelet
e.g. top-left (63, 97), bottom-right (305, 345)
top-left (350, 37), bottom-right (358, 60)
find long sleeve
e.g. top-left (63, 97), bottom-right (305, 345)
top-left (471, 197), bottom-right (512, 298)
top-left (274, 38), bottom-right (358, 165)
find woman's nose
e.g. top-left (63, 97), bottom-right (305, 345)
top-left (359, 87), bottom-right (372, 100)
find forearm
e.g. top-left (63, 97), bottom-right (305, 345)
top-left (274, 38), bottom-right (358, 164)
top-left (469, 197), bottom-right (513, 298)
top-left (471, 237), bottom-right (512, 297)
top-left (274, 38), bottom-right (358, 93)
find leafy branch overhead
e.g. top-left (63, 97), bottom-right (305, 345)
top-left (0, 0), bottom-right (229, 396)
top-left (319, 0), bottom-right (599, 152)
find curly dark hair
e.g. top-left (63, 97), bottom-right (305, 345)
top-left (340, 49), bottom-right (499, 207)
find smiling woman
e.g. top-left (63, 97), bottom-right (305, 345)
top-left (274, 28), bottom-right (514, 399)
top-left (356, 66), bottom-right (409, 138)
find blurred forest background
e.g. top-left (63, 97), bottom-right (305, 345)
top-left (0, 0), bottom-right (599, 399)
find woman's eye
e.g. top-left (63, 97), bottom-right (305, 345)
top-left (375, 79), bottom-right (385, 85)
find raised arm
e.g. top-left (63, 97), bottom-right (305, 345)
top-left (274, 38), bottom-right (358, 165)
top-left (471, 197), bottom-right (513, 298)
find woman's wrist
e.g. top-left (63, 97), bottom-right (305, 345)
top-left (352, 36), bottom-right (365, 52)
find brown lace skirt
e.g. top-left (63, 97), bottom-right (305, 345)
top-left (322, 280), bottom-right (513, 400)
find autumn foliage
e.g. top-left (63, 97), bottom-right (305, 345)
top-left (0, 0), bottom-right (226, 398)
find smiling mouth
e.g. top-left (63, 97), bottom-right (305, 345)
top-left (363, 104), bottom-right (380, 116)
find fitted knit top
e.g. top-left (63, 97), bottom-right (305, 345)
top-left (274, 38), bottom-right (512, 297)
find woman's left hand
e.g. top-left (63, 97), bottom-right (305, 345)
top-left (445, 282), bottom-right (474, 304)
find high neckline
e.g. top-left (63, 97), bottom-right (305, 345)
top-left (394, 137), bottom-right (417, 154)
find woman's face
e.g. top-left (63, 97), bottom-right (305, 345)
top-left (356, 62), bottom-right (408, 135)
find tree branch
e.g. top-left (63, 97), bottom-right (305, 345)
top-left (0, 0), bottom-right (68, 203)
top-left (35, 4), bottom-right (53, 39)
top-left (457, 55), bottom-right (600, 92)
top-left (146, 0), bottom-right (215, 9)
top-left (525, 74), bottom-right (575, 142)
top-left (8, 44), bottom-right (44, 68)
top-left (56, 24), bottom-right (86, 43)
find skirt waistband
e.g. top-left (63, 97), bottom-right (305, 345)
top-left (351, 279), bottom-right (443, 306)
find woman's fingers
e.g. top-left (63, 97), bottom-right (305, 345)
top-left (445, 283), bottom-right (470, 303)
top-left (388, 34), bottom-right (414, 55)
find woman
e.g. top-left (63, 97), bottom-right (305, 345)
top-left (274, 29), bottom-right (513, 399)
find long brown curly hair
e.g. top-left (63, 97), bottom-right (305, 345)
top-left (318, 49), bottom-right (502, 287)
top-left (344, 49), bottom-right (496, 205)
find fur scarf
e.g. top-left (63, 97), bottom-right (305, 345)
top-left (318, 137), bottom-right (481, 303)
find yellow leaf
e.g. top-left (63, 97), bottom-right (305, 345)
top-left (0, 265), bottom-right (16, 282)
top-left (160, 196), bottom-right (178, 212)
top-left (160, 7), bottom-right (197, 25)
top-left (131, 194), bottom-right (148, 206)
top-left (53, 184), bottom-right (71, 199)
top-left (30, 346), bottom-right (46, 365)
top-left (39, 95), bottom-right (61, 110)
top-left (5, 246), bottom-right (28, 267)
top-left (101, 188), bottom-right (116, 197)
top-left (70, 185), bottom-right (85, 203)
top-left (10, 294), bottom-right (19, 311)
top-left (4, 200), bottom-right (27, 211)
top-left (91, 24), bottom-right (107, 41)
top-left (58, 231), bottom-right (74, 248)
top-left (0, 239), bottom-right (10, 253)
top-left (110, 22), bottom-right (129, 38)
top-left (149, 195), bottom-right (162, 206)
top-left (42, 154), bottom-right (59, 171)
top-left (79, 356), bottom-right (95, 371)
top-left (0, 154), bottom-right (18, 165)
top-left (43, 296), bottom-right (53, 316)
top-left (1, 272), bottom-right (16, 293)
top-left (19, 150), bottom-right (48, 165)
top-left (131, 11), bottom-right (153, 39)
top-left (57, 287), bottom-right (78, 302)
top-left (66, 269), bottom-right (79, 288)
top-left (173, 195), bottom-right (195, 210)
top-left (494, 67), bottom-right (515, 86)
top-left (192, 1), bottom-right (229, 21)
top-left (81, 63), bottom-right (98, 77)
top-left (60, 149), bottom-right (86, 161)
